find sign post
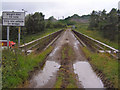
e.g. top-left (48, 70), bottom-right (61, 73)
top-left (7, 26), bottom-right (9, 47)
top-left (18, 27), bottom-right (21, 46)
top-left (2, 11), bottom-right (25, 47)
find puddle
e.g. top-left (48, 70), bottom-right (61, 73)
top-left (70, 32), bottom-right (80, 50)
top-left (30, 61), bottom-right (61, 88)
top-left (73, 61), bottom-right (104, 88)
top-left (71, 32), bottom-right (78, 41)
top-left (74, 40), bottom-right (80, 50)
top-left (71, 31), bottom-right (76, 39)
top-left (49, 47), bottom-right (60, 56)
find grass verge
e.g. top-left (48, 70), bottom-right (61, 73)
top-left (82, 47), bottom-right (119, 88)
top-left (54, 44), bottom-right (77, 88)
top-left (75, 24), bottom-right (118, 49)
top-left (2, 46), bottom-right (53, 88)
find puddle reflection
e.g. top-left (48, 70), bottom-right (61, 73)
top-left (30, 61), bottom-right (60, 88)
top-left (73, 61), bottom-right (104, 88)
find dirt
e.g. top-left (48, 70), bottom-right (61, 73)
top-left (57, 44), bottom-right (83, 88)
top-left (26, 28), bottom-right (103, 88)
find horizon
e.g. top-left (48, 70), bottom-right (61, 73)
top-left (0, 0), bottom-right (119, 19)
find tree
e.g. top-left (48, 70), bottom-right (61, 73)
top-left (88, 8), bottom-right (118, 41)
top-left (25, 12), bottom-right (45, 34)
top-left (25, 14), bottom-right (34, 34)
top-left (89, 10), bottom-right (99, 30)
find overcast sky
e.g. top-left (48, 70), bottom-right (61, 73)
top-left (0, 0), bottom-right (119, 19)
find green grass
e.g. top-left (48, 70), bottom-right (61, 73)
top-left (21, 28), bottom-right (62, 44)
top-left (82, 47), bottom-right (119, 88)
top-left (54, 44), bottom-right (77, 88)
top-left (67, 73), bottom-right (78, 88)
top-left (2, 46), bottom-right (53, 88)
top-left (54, 71), bottom-right (64, 88)
top-left (0, 67), bottom-right (1, 90)
top-left (75, 24), bottom-right (118, 49)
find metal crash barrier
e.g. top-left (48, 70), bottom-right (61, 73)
top-left (72, 30), bottom-right (119, 59)
top-left (19, 29), bottom-right (64, 54)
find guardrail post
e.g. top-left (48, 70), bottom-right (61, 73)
top-left (117, 51), bottom-right (120, 60)
top-left (7, 26), bottom-right (9, 47)
top-left (18, 27), bottom-right (21, 46)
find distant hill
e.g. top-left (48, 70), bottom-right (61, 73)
top-left (65, 14), bottom-right (90, 23)
top-left (45, 16), bottom-right (57, 22)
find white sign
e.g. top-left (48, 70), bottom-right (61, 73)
top-left (2, 12), bottom-right (25, 26)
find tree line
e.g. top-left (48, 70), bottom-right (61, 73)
top-left (1, 9), bottom-right (119, 43)
top-left (89, 8), bottom-right (119, 41)
top-left (2, 12), bottom-right (65, 42)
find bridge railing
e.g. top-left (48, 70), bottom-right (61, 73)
top-left (72, 30), bottom-right (119, 59)
top-left (19, 29), bottom-right (64, 53)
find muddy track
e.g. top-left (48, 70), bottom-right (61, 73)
top-left (56, 44), bottom-right (82, 88)
top-left (27, 28), bottom-right (104, 88)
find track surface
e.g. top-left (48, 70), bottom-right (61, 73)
top-left (28, 29), bottom-right (103, 88)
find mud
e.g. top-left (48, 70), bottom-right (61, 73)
top-left (61, 44), bottom-right (83, 88)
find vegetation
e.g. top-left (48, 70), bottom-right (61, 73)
top-left (2, 46), bottom-right (53, 88)
top-left (54, 44), bottom-right (78, 88)
top-left (89, 8), bottom-right (119, 42)
top-left (0, 67), bottom-right (1, 89)
top-left (1, 7), bottom-right (119, 89)
top-left (82, 47), bottom-right (119, 88)
top-left (46, 16), bottom-right (66, 29)
top-left (25, 12), bottom-right (45, 34)
top-left (75, 23), bottom-right (118, 49)
top-left (59, 14), bottom-right (90, 25)
top-left (70, 8), bottom-right (119, 49)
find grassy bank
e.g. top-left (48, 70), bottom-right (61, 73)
top-left (75, 24), bottom-right (118, 49)
top-left (54, 44), bottom-right (78, 88)
top-left (2, 46), bottom-right (53, 88)
top-left (82, 47), bottom-right (119, 88)
top-left (21, 28), bottom-right (62, 44)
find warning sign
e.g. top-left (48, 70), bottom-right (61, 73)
top-left (2, 12), bottom-right (25, 26)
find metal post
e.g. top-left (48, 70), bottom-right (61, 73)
top-left (7, 26), bottom-right (9, 47)
top-left (18, 27), bottom-right (20, 46)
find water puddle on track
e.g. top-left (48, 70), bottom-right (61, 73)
top-left (73, 61), bottom-right (104, 88)
top-left (29, 61), bottom-right (61, 88)
top-left (49, 46), bottom-right (60, 57)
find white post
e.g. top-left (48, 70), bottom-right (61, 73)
top-left (18, 27), bottom-right (20, 46)
top-left (7, 26), bottom-right (9, 47)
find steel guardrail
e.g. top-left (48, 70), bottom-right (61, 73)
top-left (19, 29), bottom-right (64, 52)
top-left (72, 30), bottom-right (119, 59)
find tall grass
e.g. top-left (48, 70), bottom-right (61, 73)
top-left (2, 46), bottom-right (53, 88)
